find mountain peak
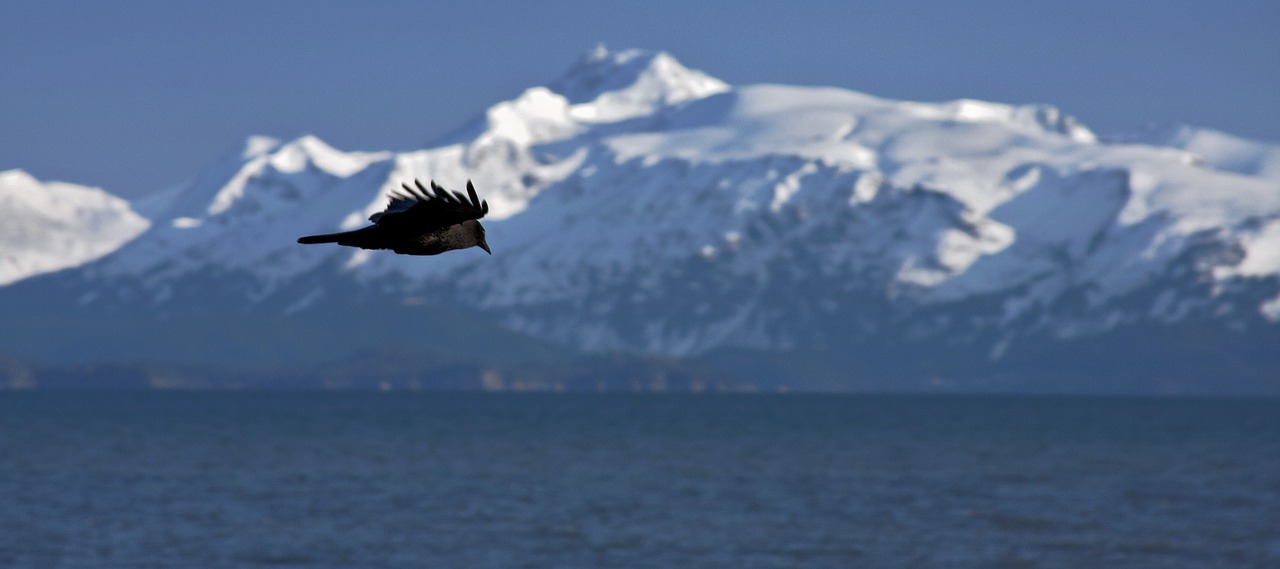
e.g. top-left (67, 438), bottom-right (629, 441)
top-left (454, 47), bottom-right (733, 148)
top-left (0, 169), bottom-right (147, 285)
top-left (266, 134), bottom-right (389, 177)
top-left (547, 45), bottom-right (730, 122)
top-left (241, 135), bottom-right (281, 159)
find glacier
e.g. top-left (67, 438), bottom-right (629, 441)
top-left (3, 47), bottom-right (1278, 392)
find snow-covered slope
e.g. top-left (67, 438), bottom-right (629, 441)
top-left (6, 47), bottom-right (1279, 389)
top-left (1105, 123), bottom-right (1280, 180)
top-left (0, 170), bottom-right (148, 285)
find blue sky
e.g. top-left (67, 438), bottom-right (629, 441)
top-left (3, 1), bottom-right (1277, 198)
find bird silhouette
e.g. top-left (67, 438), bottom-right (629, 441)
top-left (298, 179), bottom-right (491, 255)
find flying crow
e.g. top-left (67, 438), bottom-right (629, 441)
top-left (298, 179), bottom-right (491, 255)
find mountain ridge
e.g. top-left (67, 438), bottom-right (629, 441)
top-left (4, 47), bottom-right (1278, 393)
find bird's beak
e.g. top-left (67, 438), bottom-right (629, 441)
top-left (480, 240), bottom-right (492, 255)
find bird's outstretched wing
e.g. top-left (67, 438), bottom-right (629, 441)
top-left (369, 179), bottom-right (489, 233)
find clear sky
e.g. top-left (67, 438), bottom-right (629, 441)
top-left (3, 0), bottom-right (1278, 199)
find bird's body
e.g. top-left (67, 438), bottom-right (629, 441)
top-left (298, 180), bottom-right (490, 256)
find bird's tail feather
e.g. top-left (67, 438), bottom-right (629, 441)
top-left (297, 232), bottom-right (347, 244)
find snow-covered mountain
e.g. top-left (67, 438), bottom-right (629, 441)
top-left (4, 47), bottom-right (1278, 392)
top-left (0, 169), bottom-right (148, 285)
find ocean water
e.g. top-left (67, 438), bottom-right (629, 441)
top-left (0, 392), bottom-right (1277, 569)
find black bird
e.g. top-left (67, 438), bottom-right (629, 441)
top-left (298, 179), bottom-right (491, 255)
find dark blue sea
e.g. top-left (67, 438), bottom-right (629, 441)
top-left (1, 392), bottom-right (1277, 569)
